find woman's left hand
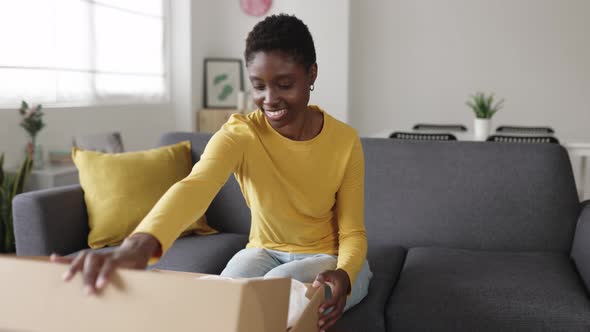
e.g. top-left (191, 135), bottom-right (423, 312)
top-left (312, 268), bottom-right (351, 332)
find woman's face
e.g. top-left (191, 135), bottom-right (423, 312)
top-left (247, 51), bottom-right (317, 129)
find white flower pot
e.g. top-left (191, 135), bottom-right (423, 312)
top-left (474, 119), bottom-right (491, 141)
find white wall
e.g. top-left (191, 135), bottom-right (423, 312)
top-left (349, 0), bottom-right (590, 140)
top-left (193, 0), bottom-right (350, 122)
top-left (170, 0), bottom-right (196, 132)
top-left (0, 104), bottom-right (175, 168)
top-left (349, 0), bottom-right (590, 197)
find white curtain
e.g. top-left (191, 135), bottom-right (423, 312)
top-left (0, 0), bottom-right (167, 106)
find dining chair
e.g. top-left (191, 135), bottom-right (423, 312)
top-left (390, 132), bottom-right (458, 141)
top-left (486, 135), bottom-right (560, 144)
top-left (412, 123), bottom-right (468, 132)
top-left (72, 132), bottom-right (125, 153)
top-left (495, 125), bottom-right (555, 135)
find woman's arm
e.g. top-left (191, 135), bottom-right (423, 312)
top-left (56, 117), bottom-right (250, 293)
top-left (313, 135), bottom-right (367, 331)
top-left (334, 135), bottom-right (368, 286)
top-left (132, 126), bottom-right (248, 255)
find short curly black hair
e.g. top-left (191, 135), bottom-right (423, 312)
top-left (245, 14), bottom-right (316, 70)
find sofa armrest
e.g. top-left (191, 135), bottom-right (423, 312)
top-left (13, 185), bottom-right (90, 256)
top-left (571, 200), bottom-right (590, 290)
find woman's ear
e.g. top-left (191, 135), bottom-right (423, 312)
top-left (309, 63), bottom-right (318, 85)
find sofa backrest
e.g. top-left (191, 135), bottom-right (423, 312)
top-left (362, 138), bottom-right (579, 253)
top-left (160, 133), bottom-right (580, 253)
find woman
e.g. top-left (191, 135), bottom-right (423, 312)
top-left (53, 14), bottom-right (372, 331)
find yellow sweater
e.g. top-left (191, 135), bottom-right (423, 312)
top-left (133, 106), bottom-right (367, 283)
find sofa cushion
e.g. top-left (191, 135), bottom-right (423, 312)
top-left (72, 141), bottom-right (215, 249)
top-left (85, 233), bottom-right (248, 274)
top-left (362, 139), bottom-right (579, 252)
top-left (571, 200), bottom-right (590, 291)
top-left (387, 247), bottom-right (590, 331)
top-left (150, 233), bottom-right (248, 273)
top-left (332, 244), bottom-right (406, 332)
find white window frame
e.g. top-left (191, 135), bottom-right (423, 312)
top-left (0, 0), bottom-right (171, 110)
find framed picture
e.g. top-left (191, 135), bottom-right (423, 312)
top-left (203, 58), bottom-right (244, 109)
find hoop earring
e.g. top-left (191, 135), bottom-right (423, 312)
top-left (309, 84), bottom-right (315, 91)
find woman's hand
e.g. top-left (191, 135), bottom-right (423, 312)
top-left (312, 268), bottom-right (351, 332)
top-left (50, 233), bottom-right (160, 295)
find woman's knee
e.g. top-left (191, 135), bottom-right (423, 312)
top-left (265, 256), bottom-right (336, 282)
top-left (220, 248), bottom-right (278, 278)
top-left (264, 265), bottom-right (298, 279)
top-left (343, 260), bottom-right (373, 312)
top-left (233, 248), bottom-right (267, 260)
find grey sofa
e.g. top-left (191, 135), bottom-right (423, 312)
top-left (13, 132), bottom-right (590, 332)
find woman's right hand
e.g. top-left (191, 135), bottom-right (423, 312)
top-left (50, 233), bottom-right (161, 295)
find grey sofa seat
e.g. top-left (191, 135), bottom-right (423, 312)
top-left (85, 233), bottom-right (248, 274)
top-left (150, 233), bottom-right (248, 273)
top-left (387, 247), bottom-right (590, 331)
top-left (333, 244), bottom-right (406, 332)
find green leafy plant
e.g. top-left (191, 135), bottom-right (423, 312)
top-left (0, 153), bottom-right (33, 253)
top-left (467, 92), bottom-right (504, 119)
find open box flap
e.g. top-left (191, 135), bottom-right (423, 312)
top-left (289, 283), bottom-right (326, 332)
top-left (238, 278), bottom-right (291, 332)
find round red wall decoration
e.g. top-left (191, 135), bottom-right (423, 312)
top-left (240, 0), bottom-right (272, 17)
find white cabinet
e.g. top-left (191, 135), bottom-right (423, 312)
top-left (24, 165), bottom-right (79, 191)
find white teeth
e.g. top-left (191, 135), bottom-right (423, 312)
top-left (264, 109), bottom-right (287, 119)
top-left (265, 109), bottom-right (285, 113)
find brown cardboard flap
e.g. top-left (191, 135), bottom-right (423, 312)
top-left (0, 257), bottom-right (291, 332)
top-left (289, 284), bottom-right (326, 332)
top-left (239, 278), bottom-right (291, 332)
top-left (151, 268), bottom-right (208, 278)
top-left (153, 269), bottom-right (326, 332)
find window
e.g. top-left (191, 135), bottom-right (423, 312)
top-left (0, 0), bottom-right (168, 106)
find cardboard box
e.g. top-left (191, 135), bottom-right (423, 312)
top-left (0, 256), bottom-right (325, 332)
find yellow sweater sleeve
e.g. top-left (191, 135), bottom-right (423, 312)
top-left (335, 135), bottom-right (368, 286)
top-left (132, 121), bottom-right (247, 255)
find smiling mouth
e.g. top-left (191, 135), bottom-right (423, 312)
top-left (264, 108), bottom-right (288, 121)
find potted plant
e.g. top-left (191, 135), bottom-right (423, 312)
top-left (467, 92), bottom-right (504, 141)
top-left (18, 101), bottom-right (46, 169)
top-left (0, 153), bottom-right (33, 253)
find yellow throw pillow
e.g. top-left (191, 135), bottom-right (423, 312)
top-left (73, 141), bottom-right (217, 249)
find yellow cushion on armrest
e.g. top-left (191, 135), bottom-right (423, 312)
top-left (72, 141), bottom-right (216, 249)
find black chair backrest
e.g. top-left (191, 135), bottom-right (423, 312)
top-left (496, 125), bottom-right (555, 135)
top-left (487, 135), bottom-right (560, 144)
top-left (413, 123), bottom-right (468, 132)
top-left (390, 132), bottom-right (457, 141)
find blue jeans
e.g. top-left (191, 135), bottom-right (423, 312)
top-left (220, 247), bottom-right (373, 311)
